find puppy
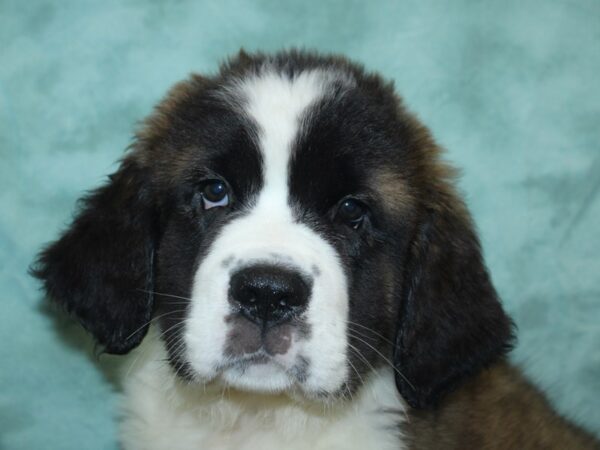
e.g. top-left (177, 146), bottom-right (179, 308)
top-left (33, 50), bottom-right (600, 450)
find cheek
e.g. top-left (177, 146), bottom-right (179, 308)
top-left (300, 264), bottom-right (350, 392)
top-left (154, 215), bottom-right (234, 379)
top-left (183, 249), bottom-right (233, 380)
top-left (346, 258), bottom-right (397, 372)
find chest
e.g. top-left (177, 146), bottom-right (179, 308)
top-left (126, 413), bottom-right (403, 450)
top-left (119, 344), bottom-right (406, 450)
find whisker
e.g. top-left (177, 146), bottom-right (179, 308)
top-left (341, 382), bottom-right (354, 403)
top-left (135, 288), bottom-right (192, 302)
top-left (125, 309), bottom-right (188, 341)
top-left (125, 320), bottom-right (185, 378)
top-left (158, 320), bottom-right (187, 341)
top-left (347, 320), bottom-right (395, 346)
top-left (347, 332), bottom-right (416, 391)
top-left (125, 339), bottom-right (154, 379)
top-left (347, 342), bottom-right (376, 374)
top-left (160, 322), bottom-right (188, 371)
top-left (163, 330), bottom-right (185, 352)
top-left (346, 355), bottom-right (364, 388)
top-left (154, 301), bottom-right (193, 306)
top-left (168, 335), bottom-right (188, 358)
top-left (347, 326), bottom-right (385, 348)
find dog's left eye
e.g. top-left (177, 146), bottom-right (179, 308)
top-left (201, 180), bottom-right (229, 209)
top-left (337, 198), bottom-right (367, 229)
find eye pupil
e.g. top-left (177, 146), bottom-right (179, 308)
top-left (342, 200), bottom-right (359, 218)
top-left (201, 180), bottom-right (230, 210)
top-left (338, 198), bottom-right (366, 226)
top-left (203, 181), bottom-right (227, 202)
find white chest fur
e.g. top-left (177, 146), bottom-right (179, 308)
top-left (119, 331), bottom-right (407, 450)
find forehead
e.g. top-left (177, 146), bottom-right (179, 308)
top-left (153, 65), bottom-right (408, 202)
top-left (225, 69), bottom-right (342, 194)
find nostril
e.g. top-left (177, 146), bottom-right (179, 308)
top-left (243, 288), bottom-right (257, 304)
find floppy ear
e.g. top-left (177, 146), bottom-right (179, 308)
top-left (31, 157), bottom-right (157, 355)
top-left (394, 187), bottom-right (515, 409)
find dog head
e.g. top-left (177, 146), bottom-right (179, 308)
top-left (33, 50), bottom-right (514, 409)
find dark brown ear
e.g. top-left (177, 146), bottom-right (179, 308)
top-left (31, 158), bottom-right (157, 354)
top-left (394, 186), bottom-right (515, 409)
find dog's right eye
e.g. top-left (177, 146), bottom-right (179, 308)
top-left (336, 198), bottom-right (368, 229)
top-left (201, 180), bottom-right (229, 209)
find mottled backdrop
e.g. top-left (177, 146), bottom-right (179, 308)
top-left (1, 0), bottom-right (599, 448)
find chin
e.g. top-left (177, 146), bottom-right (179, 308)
top-left (220, 363), bottom-right (295, 393)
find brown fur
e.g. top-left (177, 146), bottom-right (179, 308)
top-left (404, 361), bottom-right (600, 449)
top-left (373, 169), bottom-right (415, 215)
top-left (133, 74), bottom-right (213, 185)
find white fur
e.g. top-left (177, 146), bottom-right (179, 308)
top-left (121, 329), bottom-right (407, 450)
top-left (185, 68), bottom-right (352, 396)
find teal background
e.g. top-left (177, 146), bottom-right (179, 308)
top-left (1, 0), bottom-right (599, 448)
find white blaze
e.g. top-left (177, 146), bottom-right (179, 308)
top-left (185, 68), bottom-right (351, 395)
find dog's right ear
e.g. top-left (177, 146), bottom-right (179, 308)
top-left (31, 157), bottom-right (157, 354)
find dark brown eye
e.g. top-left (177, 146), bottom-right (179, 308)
top-left (337, 198), bottom-right (367, 228)
top-left (201, 180), bottom-right (229, 209)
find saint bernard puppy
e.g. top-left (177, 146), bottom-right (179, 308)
top-left (33, 50), bottom-right (599, 450)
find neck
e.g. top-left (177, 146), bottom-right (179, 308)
top-left (119, 328), bottom-right (408, 450)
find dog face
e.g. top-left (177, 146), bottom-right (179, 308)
top-left (33, 51), bottom-right (513, 409)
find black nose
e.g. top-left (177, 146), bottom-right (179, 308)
top-left (229, 265), bottom-right (310, 327)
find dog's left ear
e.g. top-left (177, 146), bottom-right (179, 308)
top-left (31, 157), bottom-right (157, 355)
top-left (394, 178), bottom-right (515, 409)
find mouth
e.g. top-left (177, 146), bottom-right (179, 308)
top-left (215, 350), bottom-right (304, 393)
top-left (219, 350), bottom-right (274, 370)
